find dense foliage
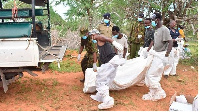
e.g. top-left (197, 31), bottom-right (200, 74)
top-left (2, 0), bottom-right (197, 38)
top-left (55, 0), bottom-right (198, 37)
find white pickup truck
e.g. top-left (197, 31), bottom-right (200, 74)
top-left (0, 0), bottom-right (67, 93)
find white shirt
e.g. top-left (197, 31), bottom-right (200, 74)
top-left (112, 33), bottom-right (128, 55)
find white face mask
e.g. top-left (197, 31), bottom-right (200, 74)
top-left (138, 18), bottom-right (143, 22)
top-left (145, 26), bottom-right (150, 29)
top-left (92, 39), bottom-right (97, 43)
top-left (104, 19), bottom-right (110, 24)
top-left (151, 20), bottom-right (157, 27)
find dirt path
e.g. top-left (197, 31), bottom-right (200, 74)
top-left (0, 50), bottom-right (198, 111)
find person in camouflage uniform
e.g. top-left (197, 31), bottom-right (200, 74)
top-left (97, 13), bottom-right (114, 38)
top-left (77, 27), bottom-right (98, 83)
top-left (129, 13), bottom-right (145, 59)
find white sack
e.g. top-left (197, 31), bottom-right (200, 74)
top-left (169, 101), bottom-right (192, 111)
top-left (109, 55), bottom-right (153, 90)
top-left (83, 68), bottom-right (98, 93)
top-left (192, 95), bottom-right (198, 111)
top-left (83, 48), bottom-right (154, 93)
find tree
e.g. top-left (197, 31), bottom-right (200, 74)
top-left (53, 0), bottom-right (198, 36)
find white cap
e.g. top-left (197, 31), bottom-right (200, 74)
top-left (89, 29), bottom-right (100, 35)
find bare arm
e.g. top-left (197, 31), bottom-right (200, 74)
top-left (114, 48), bottom-right (118, 54)
top-left (147, 40), bottom-right (154, 52)
top-left (93, 44), bottom-right (97, 63)
top-left (93, 52), bottom-right (97, 63)
top-left (165, 39), bottom-right (173, 57)
top-left (94, 34), bottom-right (113, 43)
top-left (78, 46), bottom-right (84, 54)
top-left (123, 48), bottom-right (127, 58)
top-left (94, 34), bottom-right (123, 52)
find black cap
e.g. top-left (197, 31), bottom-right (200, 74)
top-left (103, 13), bottom-right (110, 19)
top-left (139, 13), bottom-right (144, 18)
top-left (151, 12), bottom-right (162, 20)
top-left (179, 24), bottom-right (184, 29)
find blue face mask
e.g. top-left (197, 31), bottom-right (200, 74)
top-left (151, 21), bottom-right (157, 27)
top-left (138, 18), bottom-right (143, 22)
top-left (178, 28), bottom-right (180, 30)
top-left (145, 26), bottom-right (150, 29)
top-left (104, 19), bottom-right (110, 24)
top-left (113, 34), bottom-right (119, 38)
top-left (92, 40), bottom-right (97, 43)
top-left (82, 36), bottom-right (87, 39)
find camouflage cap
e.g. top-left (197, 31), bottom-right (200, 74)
top-left (80, 27), bottom-right (89, 34)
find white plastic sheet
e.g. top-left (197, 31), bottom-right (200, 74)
top-left (83, 48), bottom-right (154, 93)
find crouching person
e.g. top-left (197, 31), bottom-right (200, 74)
top-left (89, 29), bottom-right (126, 109)
top-left (142, 13), bottom-right (173, 101)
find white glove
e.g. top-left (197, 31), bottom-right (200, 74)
top-left (138, 35), bottom-right (142, 39)
top-left (77, 54), bottom-right (81, 61)
top-left (118, 53), bottom-right (123, 58)
top-left (112, 41), bottom-right (123, 52)
top-left (175, 38), bottom-right (182, 41)
top-left (143, 50), bottom-right (148, 59)
top-left (138, 47), bottom-right (143, 56)
top-left (162, 56), bottom-right (169, 66)
top-left (93, 63), bottom-right (97, 72)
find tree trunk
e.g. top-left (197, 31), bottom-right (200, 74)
top-left (182, 0), bottom-right (193, 17)
top-left (191, 24), bottom-right (197, 36)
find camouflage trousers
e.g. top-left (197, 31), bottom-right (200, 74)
top-left (129, 43), bottom-right (143, 59)
top-left (81, 53), bottom-right (94, 76)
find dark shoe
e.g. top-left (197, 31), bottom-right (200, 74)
top-left (80, 79), bottom-right (85, 83)
top-left (164, 75), bottom-right (168, 79)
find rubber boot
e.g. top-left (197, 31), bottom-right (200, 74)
top-left (90, 94), bottom-right (103, 102)
top-left (153, 88), bottom-right (166, 101)
top-left (98, 96), bottom-right (114, 110)
top-left (142, 88), bottom-right (156, 101)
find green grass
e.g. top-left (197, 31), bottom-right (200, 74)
top-left (71, 85), bottom-right (81, 91)
top-left (49, 49), bottom-right (82, 73)
top-left (128, 100), bottom-right (135, 107)
top-left (49, 59), bottom-right (81, 72)
top-left (185, 30), bottom-right (197, 41)
top-left (179, 40), bottom-right (198, 66)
